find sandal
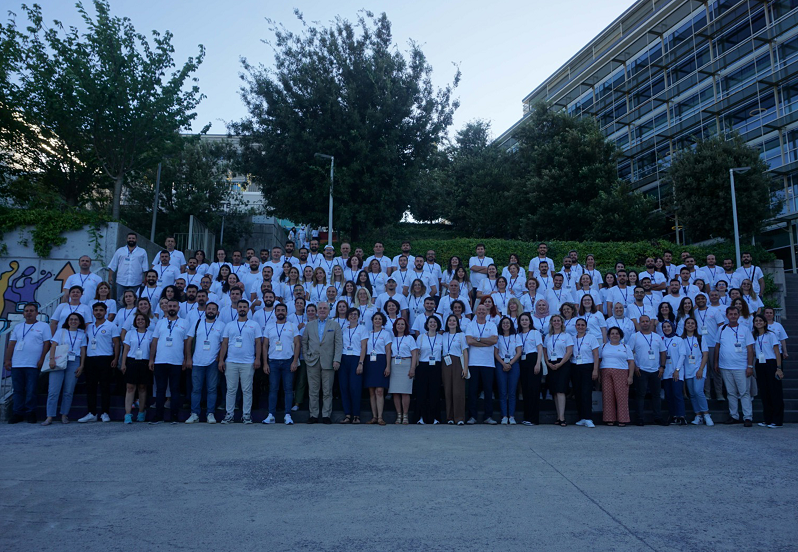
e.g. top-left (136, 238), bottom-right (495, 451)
top-left (366, 417), bottom-right (378, 425)
top-left (554, 419), bottom-right (561, 425)
top-left (340, 415), bottom-right (352, 424)
top-left (402, 414), bottom-right (409, 425)
top-left (395, 414), bottom-right (403, 425)
top-left (606, 421), bottom-right (616, 426)
top-left (559, 420), bottom-right (567, 427)
top-left (61, 415), bottom-right (70, 424)
top-left (377, 418), bottom-right (386, 426)
top-left (618, 423), bottom-right (626, 427)
top-left (352, 416), bottom-right (360, 424)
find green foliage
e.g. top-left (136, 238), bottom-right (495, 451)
top-left (666, 132), bottom-right (777, 241)
top-left (232, 9), bottom-right (460, 240)
top-left (0, 207), bottom-right (110, 257)
top-left (0, 1), bottom-right (205, 217)
top-left (348, 236), bottom-right (775, 276)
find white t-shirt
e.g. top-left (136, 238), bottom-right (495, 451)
top-left (416, 333), bottom-right (444, 362)
top-left (366, 329), bottom-right (392, 355)
top-left (753, 331), bottom-right (779, 362)
top-left (342, 324), bottom-right (368, 356)
top-left (182, 271), bottom-right (203, 289)
top-left (532, 315), bottom-right (551, 336)
top-left (138, 285), bottom-right (163, 305)
top-left (407, 296), bottom-right (430, 327)
top-left (544, 332), bottom-right (573, 360)
top-left (581, 268), bottom-right (602, 291)
top-left (466, 320), bottom-right (498, 367)
top-left (412, 313), bottom-right (443, 336)
top-left (698, 266), bottom-right (724, 289)
top-left (86, 320), bottom-right (120, 357)
top-left (681, 335), bottom-right (708, 379)
top-left (629, 331), bottom-right (665, 372)
top-left (115, 308), bottom-right (137, 329)
top-left (11, 321), bottom-right (53, 367)
top-left (468, 256), bottom-right (494, 289)
top-left (392, 335), bottom-right (418, 359)
top-left (662, 336), bottom-right (684, 379)
top-left (558, 270), bottom-right (579, 293)
top-left (388, 269), bottom-right (414, 292)
top-left (51, 302), bottom-right (93, 326)
top-left (152, 317), bottom-right (190, 365)
top-left (424, 262), bottom-right (443, 294)
top-left (252, 308), bottom-right (279, 331)
top-left (606, 317), bottom-right (636, 343)
top-left (639, 270), bottom-right (667, 288)
top-left (528, 256), bottom-right (555, 276)
top-left (223, 319), bottom-right (262, 364)
top-left (188, 319), bottom-right (225, 366)
top-left (152, 249), bottom-right (186, 269)
top-left (263, 321), bottom-right (299, 360)
top-left (578, 312), bottom-right (606, 341)
top-left (496, 333), bottom-right (521, 363)
top-left (366, 272), bottom-right (388, 296)
top-left (517, 330), bottom-right (543, 355)
top-left (375, 292), bottom-right (409, 313)
top-left (608, 286), bottom-right (634, 309)
top-left (263, 260), bottom-right (285, 282)
top-left (695, 307), bottom-right (724, 348)
top-left (364, 255), bottom-right (392, 274)
top-left (124, 329), bottom-right (155, 362)
top-left (717, 324), bottom-right (755, 370)
top-left (599, 342), bottom-right (633, 370)
top-left (571, 334), bottom-right (600, 365)
top-left (732, 265), bottom-right (764, 294)
top-left (520, 293), bottom-right (543, 315)
top-left (545, 288), bottom-right (573, 313)
top-left (64, 272), bottom-right (102, 305)
top-left (436, 294), bottom-right (472, 320)
top-left (52, 328), bottom-right (87, 358)
top-left (153, 263), bottom-right (181, 288)
top-left (442, 331), bottom-right (468, 358)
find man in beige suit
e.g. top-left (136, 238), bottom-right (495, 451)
top-left (301, 302), bottom-right (343, 424)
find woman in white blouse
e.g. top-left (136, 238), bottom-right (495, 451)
top-left (364, 312), bottom-right (392, 426)
top-left (544, 314), bottom-right (574, 427)
top-left (494, 316), bottom-right (522, 425)
top-left (414, 316), bottom-right (444, 425)
top-left (389, 318), bottom-right (418, 425)
top-left (339, 308), bottom-right (368, 424)
top-left (43, 313), bottom-right (87, 425)
top-left (599, 326), bottom-right (634, 427)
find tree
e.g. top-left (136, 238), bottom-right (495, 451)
top-left (584, 182), bottom-right (666, 241)
top-left (232, 10), bottom-right (459, 240)
top-left (124, 136), bottom-right (254, 248)
top-left (666, 133), bottom-right (777, 241)
top-left (0, 1), bottom-right (205, 217)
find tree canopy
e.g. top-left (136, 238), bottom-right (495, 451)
top-left (232, 10), bottom-right (460, 240)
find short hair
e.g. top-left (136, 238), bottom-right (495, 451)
top-left (371, 311), bottom-right (387, 326)
top-left (392, 317), bottom-right (409, 336)
top-left (424, 315), bottom-right (441, 332)
top-left (607, 326), bottom-right (625, 339)
top-left (61, 312), bottom-right (86, 329)
top-left (275, 303), bottom-right (288, 312)
top-left (185, 284), bottom-right (198, 292)
top-left (68, 285), bottom-right (84, 293)
top-left (450, 299), bottom-right (466, 314)
top-left (383, 298), bottom-right (401, 314)
top-left (476, 242), bottom-right (486, 249)
top-left (132, 313), bottom-right (151, 329)
top-left (92, 302), bottom-right (107, 311)
top-left (237, 299), bottom-right (250, 307)
top-left (206, 302), bottom-right (218, 309)
top-left (127, 232), bottom-right (137, 238)
top-left (725, 306), bottom-right (739, 315)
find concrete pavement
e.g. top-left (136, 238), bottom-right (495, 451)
top-left (1, 422), bottom-right (796, 551)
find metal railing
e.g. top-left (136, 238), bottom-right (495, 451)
top-left (175, 215), bottom-right (216, 258)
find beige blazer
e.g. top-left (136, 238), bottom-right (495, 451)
top-left (301, 319), bottom-right (343, 369)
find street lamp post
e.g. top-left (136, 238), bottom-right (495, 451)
top-left (315, 153), bottom-right (334, 248)
top-left (730, 167), bottom-right (751, 268)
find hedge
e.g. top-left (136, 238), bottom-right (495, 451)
top-left (347, 237), bottom-right (775, 276)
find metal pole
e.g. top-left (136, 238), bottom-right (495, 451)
top-left (150, 163), bottom-right (161, 242)
top-left (220, 215), bottom-right (225, 248)
top-left (328, 156), bottom-right (334, 248)
top-left (730, 168), bottom-right (742, 267)
top-left (188, 215), bottom-right (195, 252)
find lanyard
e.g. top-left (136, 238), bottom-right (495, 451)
top-left (427, 334), bottom-right (438, 356)
top-left (397, 271), bottom-right (408, 286)
top-left (509, 276), bottom-right (518, 291)
top-left (744, 266), bottom-right (754, 281)
top-left (489, 279), bottom-right (497, 292)
top-left (91, 322), bottom-right (104, 340)
top-left (575, 335), bottom-right (585, 358)
top-left (563, 317), bottom-right (572, 332)
top-left (729, 325), bottom-right (739, 343)
top-left (757, 334), bottom-right (767, 353)
top-left (263, 310), bottom-right (274, 327)
top-left (236, 320), bottom-right (246, 336)
top-left (549, 333), bottom-right (561, 356)
top-left (411, 296), bottom-right (423, 312)
top-left (295, 313), bottom-right (304, 326)
top-left (697, 309), bottom-right (707, 326)
top-left (347, 326), bottom-right (358, 347)
top-left (67, 329), bottom-right (80, 351)
top-left (553, 289), bottom-right (562, 301)
top-left (426, 262), bottom-right (436, 275)
top-left (686, 336), bottom-right (696, 352)
top-left (540, 277), bottom-right (549, 292)
top-left (136, 330), bottom-right (147, 350)
top-left (641, 332), bottom-right (653, 350)
top-left (520, 331), bottom-right (533, 352)
top-left (186, 272), bottom-right (198, 285)
top-left (167, 319), bottom-right (178, 337)
top-left (445, 332), bottom-right (457, 354)
top-left (79, 273), bottom-right (91, 287)
top-left (634, 304), bottom-right (644, 319)
top-left (159, 265), bottom-right (168, 278)
top-left (144, 287), bottom-right (157, 302)
top-left (619, 286), bottom-right (629, 302)
top-left (372, 329), bottom-right (384, 352)
top-left (274, 322), bottom-right (286, 342)
top-left (665, 337), bottom-right (674, 355)
top-left (204, 320), bottom-right (216, 340)
top-left (314, 286), bottom-right (324, 302)
top-left (563, 271), bottom-right (571, 286)
top-left (501, 335), bottom-right (512, 356)
top-left (535, 316), bottom-right (547, 330)
top-left (475, 323), bottom-right (487, 339)
top-left (682, 285), bottom-right (690, 296)
top-left (370, 273), bottom-right (379, 286)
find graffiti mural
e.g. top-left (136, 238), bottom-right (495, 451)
top-left (0, 260), bottom-right (54, 334)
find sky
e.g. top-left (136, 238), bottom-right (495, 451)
top-left (15, 0), bottom-right (635, 140)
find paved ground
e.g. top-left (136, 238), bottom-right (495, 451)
top-left (1, 422), bottom-right (796, 552)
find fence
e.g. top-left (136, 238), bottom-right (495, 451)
top-left (175, 215), bottom-right (216, 258)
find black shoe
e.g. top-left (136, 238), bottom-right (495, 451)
top-left (743, 419), bottom-right (752, 427)
top-left (724, 417), bottom-right (741, 425)
top-left (635, 420), bottom-right (644, 427)
top-left (677, 417), bottom-right (687, 426)
top-left (322, 417), bottom-right (332, 425)
top-left (8, 413), bottom-right (24, 424)
top-left (307, 416), bottom-right (318, 424)
top-left (26, 413), bottom-right (37, 424)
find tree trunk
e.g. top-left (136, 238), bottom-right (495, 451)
top-left (112, 172), bottom-right (124, 219)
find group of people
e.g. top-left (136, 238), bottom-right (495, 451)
top-left (3, 235), bottom-right (788, 429)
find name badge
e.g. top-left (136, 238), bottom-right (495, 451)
top-left (68, 352), bottom-right (77, 362)
top-left (165, 337), bottom-right (173, 347)
top-left (757, 353), bottom-right (765, 363)
top-left (688, 355), bottom-right (696, 364)
top-left (275, 341), bottom-right (283, 352)
top-left (370, 353), bottom-right (377, 362)
top-left (504, 355), bottom-right (511, 362)
top-left (428, 358), bottom-right (436, 365)
top-left (735, 342), bottom-right (743, 353)
top-left (203, 340), bottom-right (211, 350)
top-left (125, 256), bottom-right (131, 262)
top-left (346, 346), bottom-right (354, 352)
top-left (648, 350), bottom-right (655, 360)
top-left (576, 355), bottom-right (583, 364)
top-left (548, 351), bottom-right (557, 361)
top-left (666, 354), bottom-right (671, 360)
top-left (157, 279), bottom-right (163, 285)
top-left (135, 347), bottom-right (143, 360)
top-left (91, 341), bottom-right (97, 350)
top-left (16, 340), bottom-right (24, 350)
top-left (234, 336), bottom-right (243, 348)
top-left (395, 357), bottom-right (402, 365)
top-left (700, 327), bottom-right (708, 335)
top-left (521, 354), bottom-right (527, 361)
top-left (443, 355), bottom-right (452, 366)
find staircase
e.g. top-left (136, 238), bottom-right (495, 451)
top-left (777, 274), bottom-right (798, 423)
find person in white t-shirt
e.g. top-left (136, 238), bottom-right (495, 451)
top-left (184, 302), bottom-right (224, 424)
top-left (150, 236), bottom-right (186, 271)
top-left (714, 306), bottom-right (755, 425)
top-left (468, 243), bottom-right (494, 296)
top-left (465, 304), bottom-right (499, 424)
top-left (390, 241), bottom-right (413, 276)
top-left (219, 299), bottom-right (263, 424)
top-left (732, 252), bottom-right (765, 295)
top-left (43, 311), bottom-right (87, 426)
top-left (78, 302), bottom-right (120, 423)
top-left (62, 255), bottom-right (103, 305)
top-left (51, 286), bottom-right (93, 334)
top-left (149, 299), bottom-right (190, 424)
top-left (424, 250), bottom-right (443, 296)
top-left (598, 326), bottom-right (634, 426)
top-left (262, 304), bottom-right (301, 425)
top-left (528, 242), bottom-right (555, 276)
top-left (4, 303), bottom-right (52, 424)
top-left (119, 312), bottom-right (154, 424)
top-left (152, 250), bottom-right (181, 288)
top-left (339, 307), bottom-right (368, 424)
top-left (364, 242), bottom-right (391, 274)
top-left (751, 313), bottom-right (784, 427)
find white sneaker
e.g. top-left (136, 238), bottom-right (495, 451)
top-left (757, 422), bottom-right (768, 427)
top-left (703, 414), bottom-right (714, 426)
top-left (575, 419), bottom-right (586, 426)
top-left (417, 419), bottom-right (425, 425)
top-left (509, 417), bottom-right (517, 425)
top-left (768, 423), bottom-right (782, 428)
top-left (242, 415), bottom-right (253, 424)
top-left (584, 420), bottom-right (596, 428)
top-left (221, 414), bottom-right (234, 424)
top-left (521, 420), bottom-right (534, 426)
top-left (484, 417), bottom-right (498, 425)
top-left (100, 413), bottom-right (111, 423)
top-left (78, 413), bottom-right (97, 423)
top-left (262, 413), bottom-right (276, 424)
top-left (206, 413), bottom-right (216, 424)
top-left (457, 421), bottom-right (464, 425)
top-left (465, 417), bottom-right (476, 425)
top-left (291, 405), bottom-right (299, 411)
top-left (185, 413), bottom-right (200, 424)
top-left (284, 414), bottom-right (293, 425)
top-left (691, 415), bottom-right (704, 425)
top-left (433, 419), bottom-right (440, 425)
top-left (500, 416), bottom-right (509, 425)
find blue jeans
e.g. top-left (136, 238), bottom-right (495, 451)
top-left (685, 377), bottom-right (708, 414)
top-left (46, 359), bottom-right (80, 417)
top-left (191, 361), bottom-right (219, 414)
top-left (663, 378), bottom-right (686, 418)
top-left (11, 367), bottom-right (39, 415)
top-left (268, 358), bottom-right (294, 416)
top-left (339, 355), bottom-right (363, 416)
top-left (495, 360), bottom-right (520, 418)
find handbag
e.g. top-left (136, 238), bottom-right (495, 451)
top-left (42, 343), bottom-right (69, 373)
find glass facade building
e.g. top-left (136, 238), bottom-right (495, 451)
top-left (496, 0), bottom-right (798, 268)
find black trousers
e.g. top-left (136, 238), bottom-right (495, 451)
top-left (414, 361), bottom-right (442, 424)
top-left (635, 370), bottom-right (662, 423)
top-left (154, 363), bottom-right (182, 421)
top-left (756, 359), bottom-right (783, 426)
top-left (572, 362), bottom-right (594, 420)
top-left (519, 353), bottom-right (541, 424)
top-left (85, 355), bottom-right (113, 415)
